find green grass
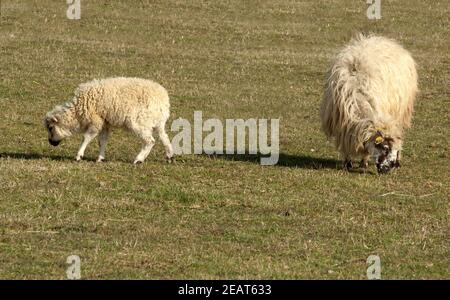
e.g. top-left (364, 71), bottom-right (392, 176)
top-left (0, 0), bottom-right (449, 279)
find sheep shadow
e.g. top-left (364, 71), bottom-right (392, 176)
top-left (205, 153), bottom-right (378, 173)
top-left (205, 153), bottom-right (343, 170)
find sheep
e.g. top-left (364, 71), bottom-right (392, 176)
top-left (44, 77), bottom-right (174, 164)
top-left (320, 34), bottom-right (418, 174)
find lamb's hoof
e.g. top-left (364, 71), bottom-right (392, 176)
top-left (393, 160), bottom-right (401, 168)
top-left (344, 160), bottom-right (353, 171)
top-left (96, 157), bottom-right (105, 163)
top-left (166, 156), bottom-right (174, 163)
top-left (133, 160), bottom-right (143, 165)
top-left (75, 156), bottom-right (83, 162)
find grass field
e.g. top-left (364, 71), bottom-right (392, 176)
top-left (0, 0), bottom-right (448, 279)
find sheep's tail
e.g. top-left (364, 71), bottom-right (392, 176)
top-left (320, 44), bottom-right (373, 155)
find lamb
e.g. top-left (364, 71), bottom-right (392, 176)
top-left (320, 34), bottom-right (418, 174)
top-left (44, 77), bottom-right (174, 164)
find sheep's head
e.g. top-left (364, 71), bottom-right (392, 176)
top-left (365, 131), bottom-right (401, 174)
top-left (44, 114), bottom-right (71, 146)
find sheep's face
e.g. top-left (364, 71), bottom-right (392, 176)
top-left (366, 131), bottom-right (400, 174)
top-left (44, 116), bottom-right (70, 146)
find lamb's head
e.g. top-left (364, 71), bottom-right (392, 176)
top-left (365, 130), bottom-right (401, 174)
top-left (44, 111), bottom-right (73, 146)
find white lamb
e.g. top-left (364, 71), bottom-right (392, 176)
top-left (44, 77), bottom-right (174, 164)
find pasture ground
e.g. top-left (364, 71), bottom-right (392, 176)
top-left (0, 0), bottom-right (448, 279)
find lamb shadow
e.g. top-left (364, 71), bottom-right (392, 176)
top-left (0, 152), bottom-right (75, 161)
top-left (205, 153), bottom-right (342, 170)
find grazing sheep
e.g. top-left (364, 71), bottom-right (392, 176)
top-left (320, 34), bottom-right (418, 173)
top-left (44, 77), bottom-right (174, 164)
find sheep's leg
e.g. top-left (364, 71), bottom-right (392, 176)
top-left (156, 123), bottom-right (174, 162)
top-left (360, 155), bottom-right (370, 169)
top-left (393, 150), bottom-right (401, 168)
top-left (134, 129), bottom-right (155, 164)
top-left (76, 130), bottom-right (98, 161)
top-left (343, 156), bottom-right (353, 170)
top-left (97, 126), bottom-right (111, 162)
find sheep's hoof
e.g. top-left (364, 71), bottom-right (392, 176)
top-left (96, 157), bottom-right (105, 163)
top-left (75, 156), bottom-right (83, 162)
top-left (166, 156), bottom-right (174, 163)
top-left (133, 160), bottom-right (143, 165)
top-left (393, 160), bottom-right (401, 168)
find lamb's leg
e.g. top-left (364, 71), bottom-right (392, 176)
top-left (156, 123), bottom-right (174, 162)
top-left (97, 126), bottom-right (110, 162)
top-left (76, 130), bottom-right (98, 161)
top-left (134, 129), bottom-right (155, 164)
